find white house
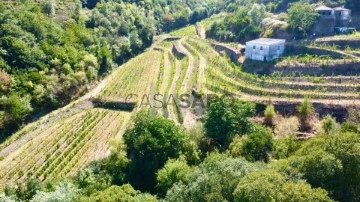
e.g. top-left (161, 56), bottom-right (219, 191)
top-left (245, 38), bottom-right (286, 62)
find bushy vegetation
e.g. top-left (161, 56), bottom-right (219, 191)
top-left (207, 5), bottom-right (262, 42)
top-left (0, 0), bottom-right (155, 139)
top-left (2, 96), bottom-right (359, 201)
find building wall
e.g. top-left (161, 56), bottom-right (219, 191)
top-left (312, 18), bottom-right (335, 35)
top-left (268, 43), bottom-right (285, 60)
top-left (312, 8), bottom-right (352, 35)
top-left (245, 42), bottom-right (285, 61)
top-left (245, 43), bottom-right (269, 61)
top-left (334, 10), bottom-right (351, 27)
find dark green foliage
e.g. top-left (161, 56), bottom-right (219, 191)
top-left (208, 7), bottom-right (261, 42)
top-left (287, 3), bottom-right (319, 34)
top-left (275, 132), bottom-right (360, 201)
top-left (4, 179), bottom-right (42, 201)
top-left (164, 153), bottom-right (265, 202)
top-left (123, 110), bottom-right (189, 192)
top-left (241, 126), bottom-right (273, 162)
top-left (156, 159), bottom-right (191, 197)
top-left (233, 170), bottom-right (333, 202)
top-left (273, 135), bottom-right (300, 159)
top-left (204, 96), bottom-right (256, 149)
top-left (77, 184), bottom-right (157, 202)
top-left (0, 1), bottom-right (157, 138)
top-left (2, 93), bottom-right (33, 122)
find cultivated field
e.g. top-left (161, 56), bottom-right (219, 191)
top-left (0, 23), bottom-right (359, 188)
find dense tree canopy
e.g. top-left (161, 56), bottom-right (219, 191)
top-left (287, 3), bottom-right (319, 33)
top-left (123, 110), bottom-right (189, 192)
top-left (204, 96), bottom-right (256, 149)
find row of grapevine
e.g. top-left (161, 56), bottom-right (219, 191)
top-left (0, 109), bottom-right (131, 188)
top-left (185, 38), bottom-right (360, 104)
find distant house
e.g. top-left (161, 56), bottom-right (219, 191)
top-left (333, 7), bottom-right (352, 27)
top-left (245, 38), bottom-right (285, 62)
top-left (312, 6), bottom-right (353, 36)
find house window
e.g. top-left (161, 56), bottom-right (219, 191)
top-left (253, 45), bottom-right (256, 49)
top-left (260, 46), bottom-right (263, 50)
top-left (277, 46), bottom-right (280, 50)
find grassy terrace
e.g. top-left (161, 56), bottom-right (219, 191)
top-left (0, 108), bottom-right (131, 187)
top-left (185, 38), bottom-right (360, 102)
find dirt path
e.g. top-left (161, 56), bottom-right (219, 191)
top-left (177, 39), bottom-right (201, 128)
top-left (198, 56), bottom-right (207, 90)
top-left (167, 55), bottom-right (182, 123)
top-left (159, 50), bottom-right (172, 118)
top-left (178, 38), bottom-right (195, 94)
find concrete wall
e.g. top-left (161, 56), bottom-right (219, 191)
top-left (245, 42), bottom-right (285, 61)
top-left (245, 43), bottom-right (269, 61)
top-left (268, 43), bottom-right (285, 60)
top-left (334, 10), bottom-right (351, 27)
top-left (311, 18), bottom-right (336, 36)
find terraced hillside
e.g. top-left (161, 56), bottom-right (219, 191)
top-left (0, 24), bottom-right (359, 188)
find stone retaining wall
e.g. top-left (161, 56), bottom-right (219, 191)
top-left (272, 61), bottom-right (360, 76)
top-left (172, 43), bottom-right (187, 59)
top-left (258, 101), bottom-right (359, 122)
top-left (210, 42), bottom-right (242, 63)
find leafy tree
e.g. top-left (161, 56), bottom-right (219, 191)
top-left (241, 126), bottom-right (273, 162)
top-left (3, 93), bottom-right (33, 122)
top-left (287, 3), bottom-right (319, 32)
top-left (233, 170), bottom-right (333, 202)
top-left (4, 179), bottom-right (41, 201)
top-left (43, 0), bottom-right (56, 16)
top-left (164, 153), bottom-right (264, 202)
top-left (30, 182), bottom-right (79, 202)
top-left (248, 3), bottom-right (266, 26)
top-left (204, 96), bottom-right (255, 149)
top-left (77, 184), bottom-right (157, 202)
top-left (233, 170), bottom-right (286, 202)
top-left (290, 150), bottom-right (343, 192)
top-left (281, 182), bottom-right (334, 202)
top-left (123, 110), bottom-right (188, 192)
top-left (156, 159), bottom-right (191, 197)
top-left (208, 7), bottom-right (261, 42)
top-left (273, 135), bottom-right (300, 159)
